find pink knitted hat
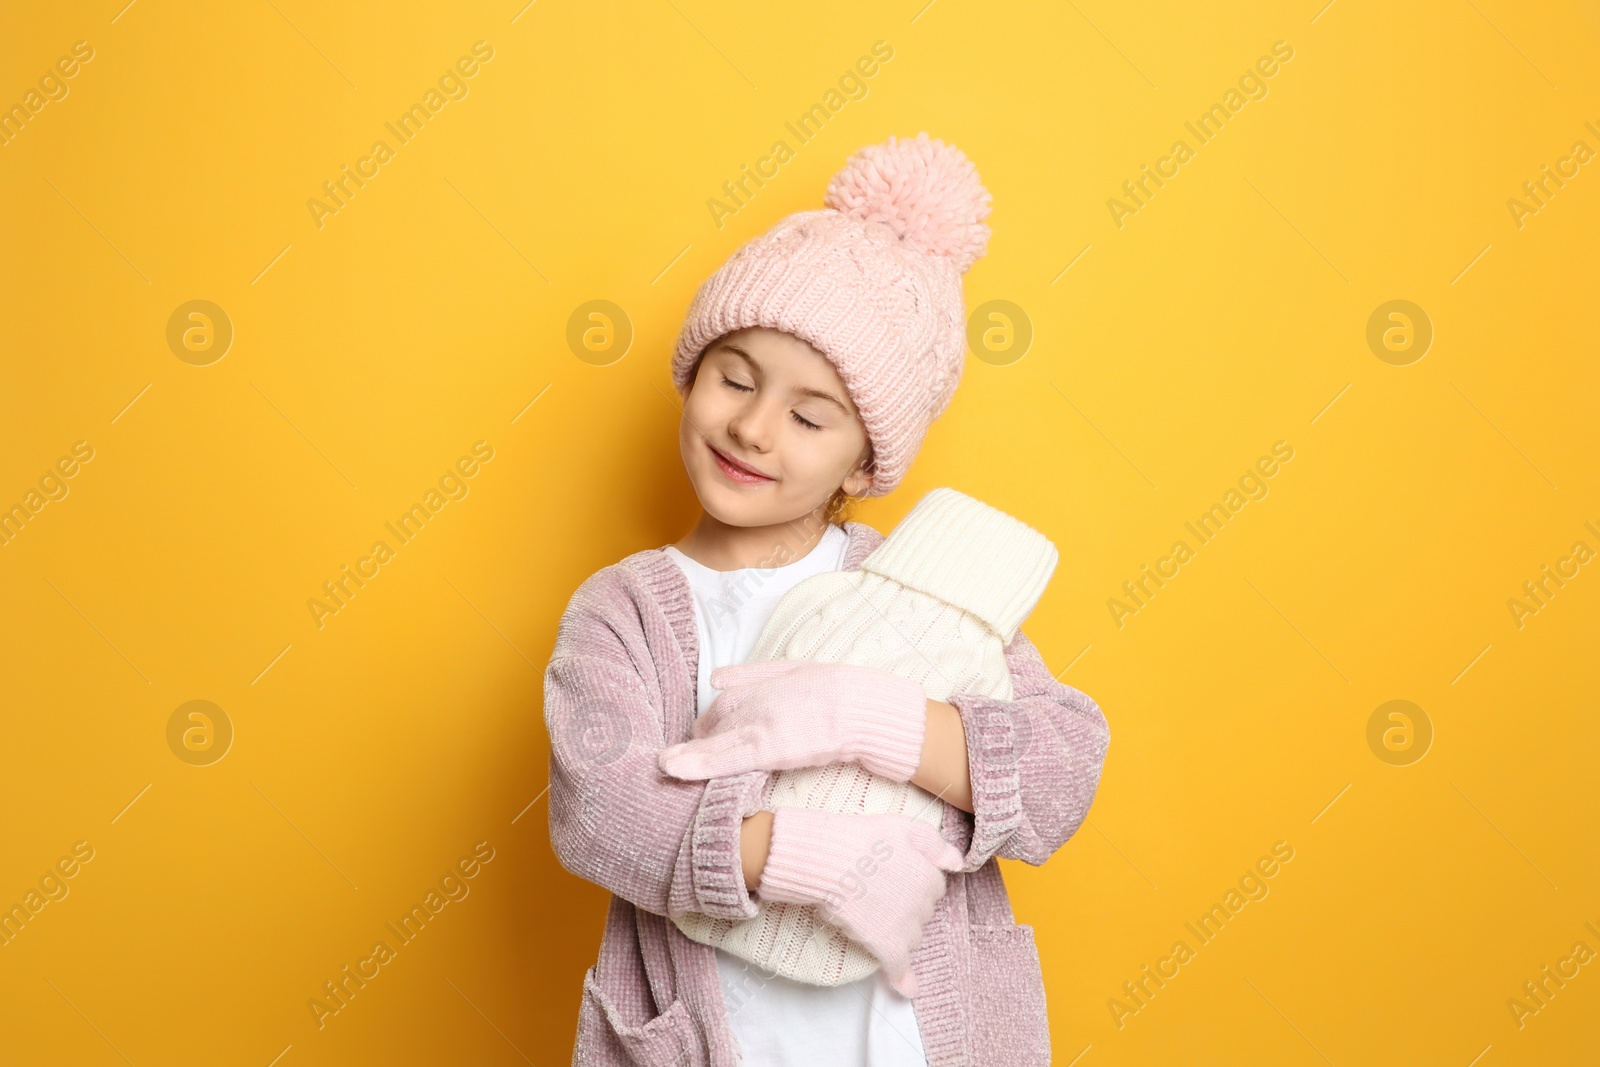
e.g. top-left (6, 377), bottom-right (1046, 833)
top-left (671, 132), bottom-right (993, 496)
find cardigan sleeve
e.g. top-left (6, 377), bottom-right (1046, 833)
top-left (944, 628), bottom-right (1109, 871)
top-left (543, 573), bottom-right (767, 921)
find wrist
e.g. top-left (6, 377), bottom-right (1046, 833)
top-left (910, 698), bottom-right (974, 813)
top-left (739, 810), bottom-right (774, 892)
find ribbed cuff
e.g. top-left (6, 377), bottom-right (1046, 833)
top-left (860, 488), bottom-right (1058, 644)
top-left (848, 671), bottom-right (930, 782)
top-left (689, 770), bottom-right (769, 919)
top-left (755, 808), bottom-right (841, 907)
top-left (948, 694), bottom-right (1025, 873)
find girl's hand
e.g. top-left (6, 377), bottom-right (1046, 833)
top-left (756, 806), bottom-right (962, 997)
top-left (657, 660), bottom-right (928, 781)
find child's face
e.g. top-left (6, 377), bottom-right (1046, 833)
top-left (678, 327), bottom-right (872, 528)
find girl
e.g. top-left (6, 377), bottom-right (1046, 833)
top-left (544, 132), bottom-right (1110, 1066)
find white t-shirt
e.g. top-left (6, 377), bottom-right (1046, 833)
top-left (663, 524), bottom-right (930, 1067)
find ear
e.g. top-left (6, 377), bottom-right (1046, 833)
top-left (840, 466), bottom-right (873, 497)
top-left (839, 445), bottom-right (874, 496)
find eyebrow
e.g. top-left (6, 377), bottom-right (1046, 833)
top-left (718, 343), bottom-right (851, 412)
top-left (793, 384), bottom-right (850, 411)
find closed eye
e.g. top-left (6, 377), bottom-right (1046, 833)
top-left (722, 375), bottom-right (823, 431)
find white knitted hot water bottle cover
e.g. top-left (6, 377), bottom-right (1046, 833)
top-left (671, 488), bottom-right (1059, 985)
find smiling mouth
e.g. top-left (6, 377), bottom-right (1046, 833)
top-left (707, 441), bottom-right (774, 484)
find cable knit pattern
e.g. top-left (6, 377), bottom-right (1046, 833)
top-left (545, 521), bottom-right (1110, 1066)
top-left (671, 490), bottom-right (1061, 986)
top-left (671, 133), bottom-right (992, 495)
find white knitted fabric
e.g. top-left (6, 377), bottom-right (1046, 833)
top-left (672, 488), bottom-right (1059, 985)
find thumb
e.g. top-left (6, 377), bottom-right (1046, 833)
top-left (934, 842), bottom-right (964, 872)
top-left (658, 743), bottom-right (700, 778)
top-left (885, 960), bottom-right (919, 998)
top-left (657, 733), bottom-right (753, 779)
top-left (710, 659), bottom-right (807, 690)
top-left (909, 824), bottom-right (966, 872)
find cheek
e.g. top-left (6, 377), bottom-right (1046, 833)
top-left (678, 409), bottom-right (702, 463)
top-left (680, 378), bottom-right (722, 427)
top-left (826, 426), bottom-right (869, 473)
top-left (677, 386), bottom-right (706, 436)
top-left (678, 391), bottom-right (726, 475)
top-left (790, 430), bottom-right (857, 485)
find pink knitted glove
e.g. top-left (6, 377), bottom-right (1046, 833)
top-left (658, 660), bottom-right (928, 782)
top-left (757, 807), bottom-right (963, 997)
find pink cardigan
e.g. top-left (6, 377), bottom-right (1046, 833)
top-left (543, 521), bottom-right (1110, 1065)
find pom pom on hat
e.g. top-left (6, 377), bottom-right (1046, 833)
top-left (824, 131), bottom-right (993, 274)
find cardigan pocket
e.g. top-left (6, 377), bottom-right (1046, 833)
top-left (966, 922), bottom-right (1051, 1066)
top-left (582, 965), bottom-right (701, 1066)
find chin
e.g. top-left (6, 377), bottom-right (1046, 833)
top-left (695, 483), bottom-right (780, 528)
top-left (689, 469), bottom-right (810, 530)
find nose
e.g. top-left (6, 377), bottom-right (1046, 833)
top-left (726, 391), bottom-right (780, 453)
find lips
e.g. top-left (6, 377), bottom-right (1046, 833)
top-left (707, 442), bottom-right (774, 484)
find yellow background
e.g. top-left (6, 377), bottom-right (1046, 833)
top-left (2, 0), bottom-right (1597, 1063)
